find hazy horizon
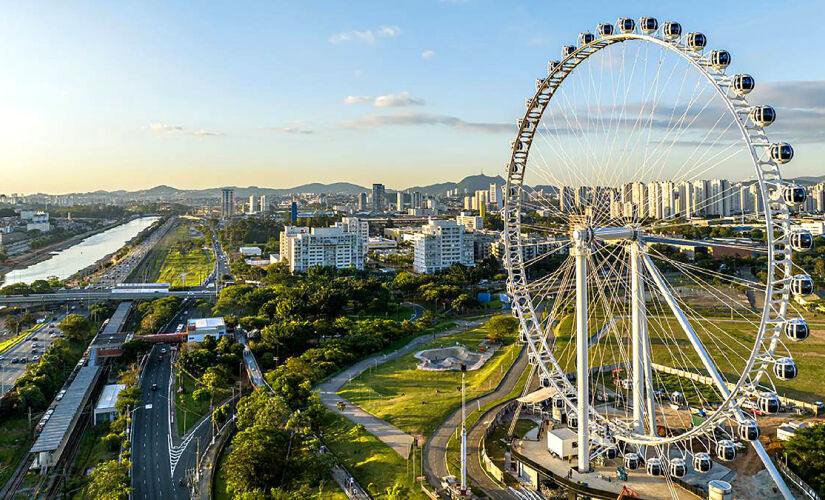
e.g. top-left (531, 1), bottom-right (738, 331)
top-left (2, 1), bottom-right (824, 194)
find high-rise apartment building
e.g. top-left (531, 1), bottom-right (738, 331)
top-left (280, 224), bottom-right (365, 273)
top-left (456, 212), bottom-right (484, 231)
top-left (259, 195), bottom-right (268, 213)
top-left (412, 219), bottom-right (475, 274)
top-left (358, 192), bottom-right (368, 211)
top-left (372, 183), bottom-right (386, 212)
top-left (220, 188), bottom-right (235, 220)
top-left (248, 195), bottom-right (256, 214)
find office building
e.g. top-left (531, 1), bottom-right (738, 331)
top-left (186, 317), bottom-right (228, 343)
top-left (290, 201), bottom-right (298, 222)
top-left (358, 192), bottom-right (368, 211)
top-left (372, 183), bottom-right (386, 212)
top-left (412, 219), bottom-right (475, 274)
top-left (220, 188), bottom-right (235, 220)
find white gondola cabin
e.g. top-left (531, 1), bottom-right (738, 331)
top-left (750, 105), bottom-right (776, 126)
top-left (639, 17), bottom-right (658, 34)
top-left (669, 458), bottom-right (687, 478)
top-left (616, 18), bottom-right (636, 33)
top-left (774, 357), bottom-right (798, 380)
top-left (770, 142), bottom-right (794, 164)
top-left (732, 74), bottom-right (755, 94)
top-left (624, 453), bottom-right (640, 470)
top-left (693, 452), bottom-right (712, 472)
top-left (757, 392), bottom-right (781, 414)
top-left (738, 419), bottom-right (760, 441)
top-left (710, 50), bottom-right (731, 69)
top-left (686, 32), bottom-right (707, 50)
top-left (785, 318), bottom-right (810, 341)
top-left (791, 274), bottom-right (814, 296)
top-left (646, 457), bottom-right (662, 476)
top-left (663, 21), bottom-right (682, 40)
top-left (716, 440), bottom-right (736, 461)
top-left (597, 24), bottom-right (614, 37)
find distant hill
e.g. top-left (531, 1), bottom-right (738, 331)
top-left (405, 174), bottom-right (507, 195)
top-left (793, 175), bottom-right (825, 186)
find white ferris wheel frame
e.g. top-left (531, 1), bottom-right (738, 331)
top-left (503, 30), bottom-right (797, 453)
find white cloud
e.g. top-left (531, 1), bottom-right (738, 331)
top-left (340, 111), bottom-right (512, 134)
top-left (264, 122), bottom-right (315, 135)
top-left (421, 50), bottom-right (436, 60)
top-left (344, 96), bottom-right (373, 105)
top-left (344, 91), bottom-right (425, 107)
top-left (149, 123), bottom-right (183, 132)
top-left (147, 123), bottom-right (223, 137)
top-left (329, 25), bottom-right (401, 44)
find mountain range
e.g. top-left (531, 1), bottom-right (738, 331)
top-left (54, 174), bottom-right (509, 200)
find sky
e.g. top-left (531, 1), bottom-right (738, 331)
top-left (1, 0), bottom-right (824, 194)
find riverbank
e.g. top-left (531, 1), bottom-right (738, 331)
top-left (0, 218), bottom-right (128, 282)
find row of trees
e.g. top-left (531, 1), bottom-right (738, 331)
top-left (135, 296), bottom-right (181, 334)
top-left (2, 336), bottom-right (82, 414)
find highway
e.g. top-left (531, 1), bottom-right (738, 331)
top-left (0, 307), bottom-right (80, 398)
top-left (0, 288), bottom-right (215, 306)
top-left (131, 302), bottom-right (216, 500)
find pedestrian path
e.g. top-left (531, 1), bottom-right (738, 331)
top-left (317, 317), bottom-right (489, 458)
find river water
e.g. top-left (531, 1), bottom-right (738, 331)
top-left (1, 216), bottom-right (160, 286)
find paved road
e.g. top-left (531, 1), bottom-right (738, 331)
top-left (423, 342), bottom-right (528, 499)
top-left (132, 343), bottom-right (180, 500)
top-left (0, 308), bottom-right (78, 397)
top-left (317, 317), bottom-right (489, 458)
top-left (132, 302), bottom-right (215, 500)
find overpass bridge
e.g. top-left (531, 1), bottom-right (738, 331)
top-left (0, 288), bottom-right (216, 305)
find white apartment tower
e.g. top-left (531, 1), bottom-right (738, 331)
top-left (413, 219), bottom-right (475, 274)
top-left (280, 222), bottom-right (366, 273)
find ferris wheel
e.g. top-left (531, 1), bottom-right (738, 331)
top-left (503, 16), bottom-right (813, 499)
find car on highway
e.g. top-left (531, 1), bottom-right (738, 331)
top-left (151, 383), bottom-right (158, 391)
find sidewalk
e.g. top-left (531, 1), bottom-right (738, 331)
top-left (316, 317), bottom-right (490, 458)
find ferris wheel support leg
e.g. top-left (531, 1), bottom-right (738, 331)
top-left (573, 242), bottom-right (590, 473)
top-left (642, 253), bottom-right (794, 499)
top-left (630, 243), bottom-right (645, 435)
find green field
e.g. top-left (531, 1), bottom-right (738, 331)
top-left (322, 412), bottom-right (429, 500)
top-left (338, 320), bottom-right (521, 439)
top-left (0, 417), bottom-right (32, 488)
top-left (156, 227), bottom-right (214, 287)
top-left (548, 309), bottom-right (825, 404)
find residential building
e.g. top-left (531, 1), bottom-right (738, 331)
top-left (456, 212), bottom-right (484, 231)
top-left (412, 219), bottom-right (474, 274)
top-left (280, 225), bottom-right (364, 272)
top-left (26, 211), bottom-right (51, 233)
top-left (259, 195), bottom-right (268, 213)
top-left (248, 194), bottom-right (256, 214)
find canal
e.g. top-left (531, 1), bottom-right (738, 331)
top-left (1, 216), bottom-right (160, 286)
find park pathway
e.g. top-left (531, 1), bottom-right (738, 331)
top-left (422, 342), bottom-right (528, 499)
top-left (316, 317), bottom-right (490, 458)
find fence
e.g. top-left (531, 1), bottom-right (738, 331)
top-left (651, 362), bottom-right (821, 415)
top-left (776, 459), bottom-right (822, 500)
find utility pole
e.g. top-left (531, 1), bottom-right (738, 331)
top-left (460, 362), bottom-right (467, 496)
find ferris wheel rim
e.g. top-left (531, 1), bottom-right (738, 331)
top-left (502, 27), bottom-right (793, 446)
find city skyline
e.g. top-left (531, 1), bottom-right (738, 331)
top-left (1, 1), bottom-right (825, 193)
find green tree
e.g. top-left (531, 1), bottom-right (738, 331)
top-left (86, 459), bottom-right (131, 500)
top-left (224, 426), bottom-right (290, 495)
top-left (59, 313), bottom-right (91, 341)
top-left (487, 315), bottom-right (519, 343)
top-left (785, 424), bottom-right (825, 496)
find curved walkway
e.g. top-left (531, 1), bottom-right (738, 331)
top-left (422, 343), bottom-right (528, 499)
top-left (316, 317), bottom-right (490, 458)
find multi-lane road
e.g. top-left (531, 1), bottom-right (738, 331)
top-left (131, 303), bottom-right (217, 500)
top-left (0, 308), bottom-right (79, 397)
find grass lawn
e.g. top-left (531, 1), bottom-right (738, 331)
top-left (444, 365), bottom-right (531, 483)
top-left (175, 370), bottom-right (229, 436)
top-left (126, 222), bottom-right (187, 283)
top-left (322, 412), bottom-right (429, 500)
top-left (157, 238), bottom-right (215, 287)
top-left (0, 416), bottom-right (32, 487)
top-left (548, 306), bottom-right (825, 404)
top-left (349, 305), bottom-right (415, 323)
top-left (338, 320), bottom-right (521, 439)
top-left (68, 422), bottom-right (119, 499)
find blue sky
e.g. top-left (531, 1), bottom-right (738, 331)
top-left (1, 0), bottom-right (823, 193)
